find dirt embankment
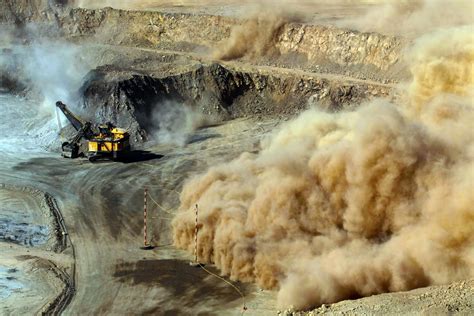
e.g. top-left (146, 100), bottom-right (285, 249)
top-left (277, 24), bottom-right (405, 81)
top-left (80, 57), bottom-right (391, 142)
top-left (66, 8), bottom-right (406, 81)
top-left (1, 3), bottom-right (407, 83)
top-left (0, 0), bottom-right (65, 25)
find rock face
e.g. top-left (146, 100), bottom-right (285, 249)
top-left (58, 7), bottom-right (232, 48)
top-left (57, 7), bottom-right (406, 81)
top-left (1, 3), bottom-right (408, 83)
top-left (0, 0), bottom-right (62, 25)
top-left (277, 24), bottom-right (406, 81)
top-left (80, 61), bottom-right (391, 143)
top-left (279, 25), bottom-right (401, 70)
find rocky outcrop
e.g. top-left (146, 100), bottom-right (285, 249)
top-left (58, 7), bottom-right (232, 49)
top-left (2, 3), bottom-right (408, 82)
top-left (80, 62), bottom-right (391, 143)
top-left (0, 0), bottom-right (65, 25)
top-left (279, 24), bottom-right (401, 70)
top-left (277, 24), bottom-right (406, 81)
top-left (58, 8), bottom-right (406, 81)
top-left (1, 1), bottom-right (398, 144)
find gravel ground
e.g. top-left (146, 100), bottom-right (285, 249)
top-left (279, 280), bottom-right (474, 315)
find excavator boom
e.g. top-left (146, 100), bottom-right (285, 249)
top-left (56, 101), bottom-right (84, 132)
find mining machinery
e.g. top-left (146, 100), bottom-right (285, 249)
top-left (55, 101), bottom-right (130, 162)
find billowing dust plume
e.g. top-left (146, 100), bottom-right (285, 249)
top-left (149, 101), bottom-right (213, 147)
top-left (342, 0), bottom-right (474, 36)
top-left (213, 9), bottom-right (302, 61)
top-left (0, 25), bottom-right (95, 150)
top-left (0, 25), bottom-right (90, 116)
top-left (173, 26), bottom-right (474, 310)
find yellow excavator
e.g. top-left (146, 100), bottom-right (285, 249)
top-left (56, 101), bottom-right (131, 162)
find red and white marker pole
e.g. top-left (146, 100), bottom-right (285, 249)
top-left (141, 188), bottom-right (153, 250)
top-left (194, 204), bottom-right (199, 263)
top-left (190, 204), bottom-right (201, 266)
top-left (144, 188), bottom-right (148, 247)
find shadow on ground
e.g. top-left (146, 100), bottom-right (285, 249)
top-left (187, 133), bottom-right (221, 145)
top-left (114, 259), bottom-right (250, 312)
top-left (119, 150), bottom-right (163, 164)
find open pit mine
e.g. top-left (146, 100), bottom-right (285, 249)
top-left (1, 0), bottom-right (473, 315)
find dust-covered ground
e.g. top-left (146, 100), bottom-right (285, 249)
top-left (0, 0), bottom-right (473, 315)
top-left (0, 94), bottom-right (279, 314)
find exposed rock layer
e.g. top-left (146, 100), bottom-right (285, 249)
top-left (81, 61), bottom-right (391, 142)
top-left (1, 3), bottom-right (407, 83)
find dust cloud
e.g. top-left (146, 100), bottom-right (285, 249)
top-left (0, 26), bottom-right (94, 150)
top-left (172, 26), bottom-right (474, 310)
top-left (149, 101), bottom-right (211, 147)
top-left (213, 9), bottom-right (302, 61)
top-left (1, 26), bottom-right (90, 117)
top-left (22, 42), bottom-right (88, 115)
top-left (341, 0), bottom-right (474, 36)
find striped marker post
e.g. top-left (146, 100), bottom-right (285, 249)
top-left (141, 188), bottom-right (153, 250)
top-left (190, 204), bottom-right (201, 266)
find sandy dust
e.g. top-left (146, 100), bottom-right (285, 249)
top-left (173, 26), bottom-right (474, 310)
top-left (213, 9), bottom-right (302, 60)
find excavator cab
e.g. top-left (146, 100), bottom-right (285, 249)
top-left (88, 125), bottom-right (131, 161)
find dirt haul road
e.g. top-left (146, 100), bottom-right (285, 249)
top-left (0, 94), bottom-right (279, 314)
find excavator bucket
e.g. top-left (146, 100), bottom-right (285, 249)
top-left (61, 142), bottom-right (80, 158)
